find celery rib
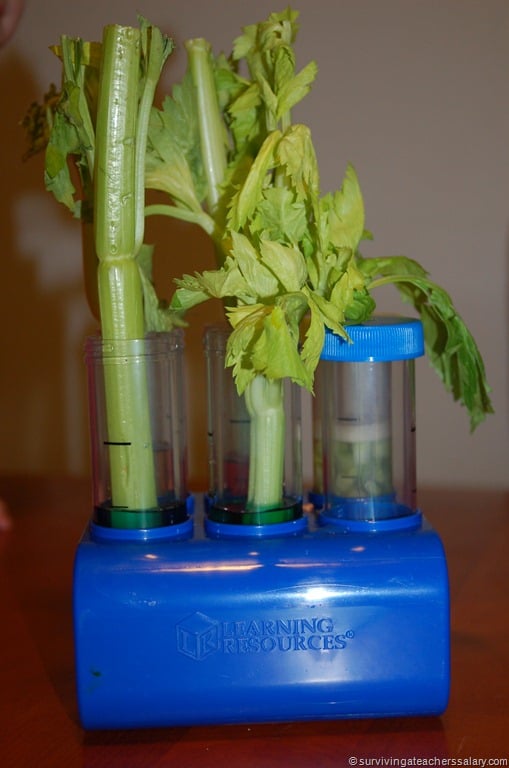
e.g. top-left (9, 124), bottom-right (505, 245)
top-left (94, 25), bottom-right (158, 522)
top-left (245, 375), bottom-right (285, 511)
top-left (185, 38), bottom-right (227, 216)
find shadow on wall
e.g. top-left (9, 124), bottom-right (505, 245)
top-left (0, 47), bottom-right (78, 476)
top-left (0, 47), bottom-right (224, 490)
top-left (506, 226), bottom-right (509, 441)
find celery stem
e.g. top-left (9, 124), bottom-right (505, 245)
top-left (185, 39), bottom-right (227, 224)
top-left (245, 375), bottom-right (285, 511)
top-left (144, 202), bottom-right (216, 235)
top-left (94, 25), bottom-right (158, 523)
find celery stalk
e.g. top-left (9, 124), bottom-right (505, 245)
top-left (185, 39), bottom-right (288, 513)
top-left (184, 37), bottom-right (229, 270)
top-left (94, 25), bottom-right (157, 524)
top-left (183, 32), bottom-right (294, 515)
top-left (185, 38), bottom-right (227, 217)
top-left (28, 19), bottom-right (175, 525)
top-left (245, 376), bottom-right (285, 511)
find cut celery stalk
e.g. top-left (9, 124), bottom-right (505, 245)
top-left (94, 25), bottom-right (158, 525)
top-left (244, 375), bottom-right (285, 511)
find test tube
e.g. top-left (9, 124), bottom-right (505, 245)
top-left (85, 330), bottom-right (189, 530)
top-left (203, 324), bottom-right (251, 505)
top-left (203, 324), bottom-right (303, 527)
top-left (316, 317), bottom-right (424, 523)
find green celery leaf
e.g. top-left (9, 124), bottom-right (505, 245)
top-left (223, 79), bottom-right (262, 154)
top-left (363, 255), bottom-right (493, 429)
top-left (43, 35), bottom-right (99, 217)
top-left (255, 305), bottom-right (311, 388)
top-left (358, 254), bottom-right (428, 280)
top-left (226, 303), bottom-right (310, 392)
top-left (304, 288), bottom-right (349, 341)
top-left (145, 146), bottom-right (204, 213)
top-left (233, 9), bottom-right (299, 74)
top-left (277, 59), bottom-right (318, 120)
top-left (259, 239), bottom-right (307, 292)
top-left (231, 231), bottom-right (279, 298)
top-left (329, 256), bottom-right (367, 313)
top-left (345, 289), bottom-right (377, 322)
top-left (228, 130), bottom-right (281, 230)
top-left (227, 301), bottom-right (269, 330)
top-left (258, 75), bottom-right (279, 130)
top-left (146, 74), bottom-right (207, 207)
top-left (170, 284), bottom-right (210, 312)
top-left (44, 110), bottom-right (80, 215)
top-left (273, 41), bottom-right (295, 97)
top-left (172, 253), bottom-right (253, 308)
top-left (232, 9), bottom-right (312, 136)
top-left (300, 302), bottom-right (326, 385)
top-left (251, 186), bottom-right (308, 244)
top-left (276, 124), bottom-right (319, 200)
top-left (328, 164), bottom-right (365, 251)
top-left (226, 304), bottom-right (270, 393)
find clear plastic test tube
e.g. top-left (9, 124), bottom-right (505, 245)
top-left (316, 317), bottom-right (424, 525)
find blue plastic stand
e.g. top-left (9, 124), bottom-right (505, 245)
top-left (74, 500), bottom-right (449, 729)
top-left (73, 500), bottom-right (449, 729)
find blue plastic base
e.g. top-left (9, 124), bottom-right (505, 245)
top-left (73, 501), bottom-right (450, 729)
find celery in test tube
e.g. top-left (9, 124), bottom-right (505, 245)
top-left (27, 10), bottom-right (492, 528)
top-left (94, 23), bottom-right (171, 527)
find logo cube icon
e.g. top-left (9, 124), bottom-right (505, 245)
top-left (176, 612), bottom-right (219, 660)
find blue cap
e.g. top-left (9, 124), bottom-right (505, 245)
top-left (320, 316), bottom-right (425, 362)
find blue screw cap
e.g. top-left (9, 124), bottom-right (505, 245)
top-left (320, 316), bottom-right (425, 362)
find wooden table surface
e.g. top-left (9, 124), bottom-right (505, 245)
top-left (1, 476), bottom-right (508, 767)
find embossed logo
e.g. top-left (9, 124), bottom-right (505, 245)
top-left (176, 612), bottom-right (220, 660)
top-left (176, 612), bottom-right (354, 660)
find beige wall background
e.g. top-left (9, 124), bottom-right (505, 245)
top-left (0, 0), bottom-right (507, 492)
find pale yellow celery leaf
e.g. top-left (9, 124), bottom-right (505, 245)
top-left (226, 305), bottom-right (271, 394)
top-left (227, 307), bottom-right (268, 366)
top-left (252, 187), bottom-right (308, 245)
top-left (231, 231), bottom-right (279, 298)
top-left (171, 286), bottom-right (209, 312)
top-left (329, 258), bottom-right (367, 312)
top-left (177, 262), bottom-right (248, 302)
top-left (300, 301), bottom-right (326, 383)
top-left (253, 306), bottom-right (311, 389)
top-left (304, 288), bottom-right (349, 340)
top-left (145, 155), bottom-right (203, 213)
top-left (328, 164), bottom-right (365, 251)
top-left (259, 240), bottom-right (307, 292)
top-left (258, 75), bottom-right (278, 129)
top-left (225, 81), bottom-right (262, 150)
top-left (228, 130), bottom-right (281, 230)
top-left (226, 302), bottom-right (268, 329)
top-left (274, 45), bottom-right (294, 96)
top-left (276, 124), bottom-right (319, 200)
top-left (277, 60), bottom-right (318, 120)
top-left (50, 39), bottom-right (102, 69)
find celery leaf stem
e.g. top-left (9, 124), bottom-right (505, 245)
top-left (145, 202), bottom-right (216, 234)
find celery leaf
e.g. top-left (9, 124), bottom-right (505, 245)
top-left (360, 255), bottom-right (494, 429)
top-left (146, 72), bottom-right (207, 209)
top-left (259, 240), bottom-right (307, 292)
